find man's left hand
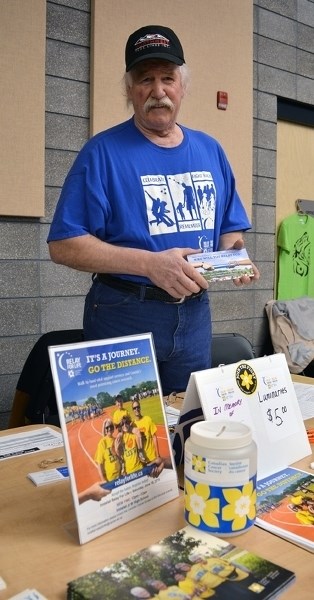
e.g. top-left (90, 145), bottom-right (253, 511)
top-left (219, 235), bottom-right (260, 287)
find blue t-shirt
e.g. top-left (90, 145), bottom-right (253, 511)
top-left (48, 118), bottom-right (251, 279)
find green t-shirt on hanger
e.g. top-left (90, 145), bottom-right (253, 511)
top-left (277, 213), bottom-right (314, 300)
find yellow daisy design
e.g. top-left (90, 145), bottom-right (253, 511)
top-left (192, 454), bottom-right (206, 473)
top-left (240, 370), bottom-right (254, 391)
top-left (185, 479), bottom-right (220, 528)
top-left (221, 480), bottom-right (256, 531)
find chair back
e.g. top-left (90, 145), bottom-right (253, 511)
top-left (211, 333), bottom-right (255, 367)
top-left (9, 329), bottom-right (84, 428)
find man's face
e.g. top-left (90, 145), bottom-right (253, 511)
top-left (127, 60), bottom-right (185, 134)
top-left (132, 403), bottom-right (141, 416)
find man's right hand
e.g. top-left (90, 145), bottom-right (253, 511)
top-left (146, 248), bottom-right (208, 299)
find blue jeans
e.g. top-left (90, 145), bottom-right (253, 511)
top-left (83, 279), bottom-right (212, 396)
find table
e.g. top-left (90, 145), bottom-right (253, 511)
top-left (1, 420), bottom-right (314, 598)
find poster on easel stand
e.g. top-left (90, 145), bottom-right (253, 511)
top-left (49, 333), bottom-right (178, 544)
top-left (173, 353), bottom-right (311, 478)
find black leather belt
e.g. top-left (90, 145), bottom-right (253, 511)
top-left (96, 273), bottom-right (205, 304)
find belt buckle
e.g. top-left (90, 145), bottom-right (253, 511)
top-left (169, 296), bottom-right (186, 304)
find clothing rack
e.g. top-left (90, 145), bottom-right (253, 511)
top-left (296, 198), bottom-right (314, 216)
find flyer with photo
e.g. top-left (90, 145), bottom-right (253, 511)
top-left (187, 248), bottom-right (254, 282)
top-left (48, 333), bottom-right (178, 544)
top-left (256, 466), bottom-right (314, 553)
top-left (67, 526), bottom-right (295, 599)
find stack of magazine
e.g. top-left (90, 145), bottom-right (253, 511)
top-left (67, 526), bottom-right (295, 599)
top-left (256, 466), bottom-right (314, 553)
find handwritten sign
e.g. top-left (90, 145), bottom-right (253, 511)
top-left (173, 354), bottom-right (311, 478)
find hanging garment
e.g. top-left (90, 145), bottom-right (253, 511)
top-left (265, 297), bottom-right (314, 373)
top-left (276, 213), bottom-right (314, 300)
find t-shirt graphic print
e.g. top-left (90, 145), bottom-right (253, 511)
top-left (142, 171), bottom-right (216, 249)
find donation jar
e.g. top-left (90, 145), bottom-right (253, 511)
top-left (184, 420), bottom-right (257, 536)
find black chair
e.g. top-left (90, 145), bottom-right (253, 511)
top-left (9, 329), bottom-right (84, 428)
top-left (211, 333), bottom-right (255, 367)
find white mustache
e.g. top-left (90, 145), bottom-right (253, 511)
top-left (144, 98), bottom-right (174, 112)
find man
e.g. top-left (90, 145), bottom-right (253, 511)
top-left (47, 25), bottom-right (259, 396)
top-left (132, 400), bottom-right (160, 462)
top-left (132, 399), bottom-right (170, 478)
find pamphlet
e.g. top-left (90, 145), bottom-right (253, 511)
top-left (0, 427), bottom-right (63, 461)
top-left (27, 466), bottom-right (69, 486)
top-left (7, 589), bottom-right (48, 600)
top-left (67, 525), bottom-right (295, 599)
top-left (48, 333), bottom-right (179, 544)
top-left (293, 381), bottom-right (314, 419)
top-left (187, 248), bottom-right (254, 282)
top-left (256, 466), bottom-right (314, 553)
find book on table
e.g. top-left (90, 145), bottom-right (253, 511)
top-left (256, 466), bottom-right (314, 553)
top-left (67, 525), bottom-right (295, 599)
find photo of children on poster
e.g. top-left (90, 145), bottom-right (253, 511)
top-left (48, 333), bottom-right (178, 544)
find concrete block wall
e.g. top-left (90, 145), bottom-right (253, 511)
top-left (0, 0), bottom-right (91, 429)
top-left (251, 0), bottom-right (314, 355)
top-left (0, 0), bottom-right (313, 428)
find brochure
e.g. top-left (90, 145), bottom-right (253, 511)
top-left (27, 466), bottom-right (69, 486)
top-left (256, 466), bottom-right (314, 553)
top-left (67, 525), bottom-right (295, 599)
top-left (0, 426), bottom-right (63, 461)
top-left (6, 589), bottom-right (48, 600)
top-left (48, 333), bottom-right (179, 544)
top-left (187, 248), bottom-right (254, 282)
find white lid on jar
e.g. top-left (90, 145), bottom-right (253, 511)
top-left (190, 420), bottom-right (252, 449)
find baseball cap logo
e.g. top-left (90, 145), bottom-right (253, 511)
top-left (134, 33), bottom-right (170, 53)
top-left (125, 25), bottom-right (185, 72)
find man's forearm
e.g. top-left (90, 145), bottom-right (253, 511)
top-left (48, 234), bottom-right (152, 276)
top-left (48, 235), bottom-right (210, 296)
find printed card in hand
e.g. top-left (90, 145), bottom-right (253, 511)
top-left (187, 248), bottom-right (254, 282)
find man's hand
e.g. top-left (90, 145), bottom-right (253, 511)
top-left (219, 234), bottom-right (260, 287)
top-left (78, 482), bottom-right (111, 504)
top-left (148, 456), bottom-right (167, 478)
top-left (232, 260), bottom-right (260, 286)
top-left (146, 248), bottom-right (208, 299)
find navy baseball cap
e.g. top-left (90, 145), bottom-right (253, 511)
top-left (125, 25), bottom-right (185, 72)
